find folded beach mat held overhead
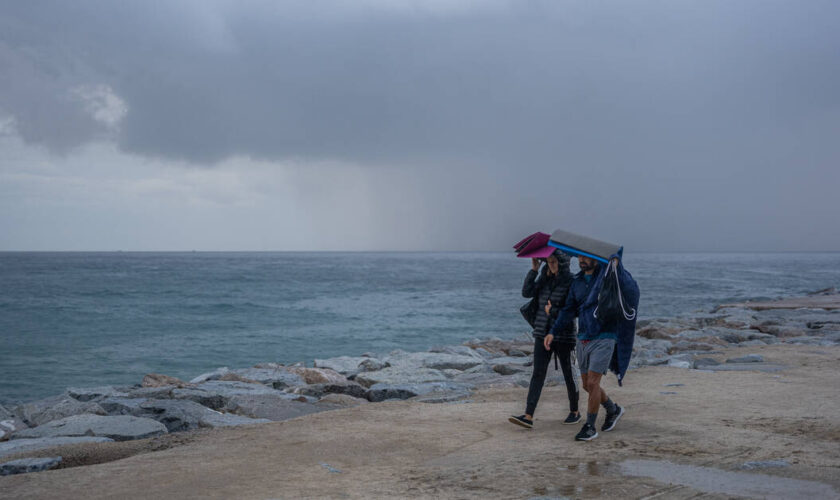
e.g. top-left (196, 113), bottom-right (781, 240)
top-left (513, 232), bottom-right (539, 253)
top-left (514, 232), bottom-right (555, 259)
top-left (547, 229), bottom-right (622, 264)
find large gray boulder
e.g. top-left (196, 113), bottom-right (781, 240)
top-left (190, 364), bottom-right (306, 387)
top-left (715, 308), bottom-right (757, 328)
top-left (354, 367), bottom-right (448, 388)
top-left (223, 394), bottom-right (328, 421)
top-left (0, 418), bottom-right (27, 442)
top-left (668, 341), bottom-right (720, 354)
top-left (365, 381), bottom-right (471, 402)
top-left (492, 364), bottom-right (528, 375)
top-left (0, 436), bottom-right (113, 459)
top-left (139, 400), bottom-right (270, 432)
top-left (693, 357), bottom-right (721, 368)
top-left (14, 396), bottom-right (107, 427)
top-left (755, 308), bottom-right (840, 326)
top-left (125, 386), bottom-right (177, 400)
top-left (87, 398), bottom-right (147, 417)
top-left (189, 367), bottom-right (230, 384)
top-left (675, 329), bottom-right (713, 340)
top-left (630, 350), bottom-right (670, 368)
top-left (13, 414), bottom-right (167, 441)
top-left (226, 368), bottom-right (305, 388)
top-left (452, 370), bottom-right (526, 389)
top-left (283, 367), bottom-right (347, 385)
top-left (313, 356), bottom-right (371, 375)
top-left (357, 358), bottom-right (390, 372)
top-left (1, 405), bottom-right (27, 441)
top-left (821, 330), bottom-right (840, 343)
top-left (464, 338), bottom-right (533, 357)
top-left (383, 352), bottom-right (484, 371)
top-left (0, 456), bottom-right (62, 476)
top-left (714, 328), bottom-right (775, 344)
top-left (173, 380), bottom-right (283, 410)
top-left (783, 336), bottom-right (834, 346)
top-left (13, 396), bottom-right (63, 426)
top-left (428, 345), bottom-right (486, 359)
top-left (30, 399), bottom-right (108, 427)
top-left (67, 386), bottom-right (130, 402)
top-left (634, 337), bottom-right (673, 354)
top-left (292, 382), bottom-right (368, 399)
top-left (483, 356), bottom-right (531, 366)
top-left (636, 322), bottom-right (679, 340)
top-left (756, 325), bottom-right (807, 338)
top-left (739, 339), bottom-right (772, 346)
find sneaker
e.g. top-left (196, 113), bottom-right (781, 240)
top-left (575, 423), bottom-right (598, 441)
top-left (508, 415), bottom-right (533, 429)
top-left (602, 404), bottom-right (625, 432)
top-left (563, 412), bottom-right (581, 424)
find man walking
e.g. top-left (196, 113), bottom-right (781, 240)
top-left (545, 254), bottom-right (639, 441)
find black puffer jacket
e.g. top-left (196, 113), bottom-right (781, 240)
top-left (522, 265), bottom-right (576, 343)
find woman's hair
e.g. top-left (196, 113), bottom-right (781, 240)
top-left (542, 250), bottom-right (571, 275)
top-left (550, 250), bottom-right (571, 267)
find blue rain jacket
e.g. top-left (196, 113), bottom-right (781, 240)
top-left (549, 254), bottom-right (640, 385)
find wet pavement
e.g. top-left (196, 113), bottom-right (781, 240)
top-left (619, 459), bottom-right (840, 499)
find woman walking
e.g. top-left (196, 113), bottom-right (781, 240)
top-left (509, 251), bottom-right (580, 429)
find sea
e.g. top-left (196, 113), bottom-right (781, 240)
top-left (2, 252), bottom-right (839, 405)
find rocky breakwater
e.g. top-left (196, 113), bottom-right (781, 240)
top-left (0, 335), bottom-right (562, 475)
top-left (3, 289), bottom-right (838, 476)
top-left (631, 288), bottom-right (840, 370)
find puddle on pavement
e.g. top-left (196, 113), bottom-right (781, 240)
top-left (558, 461), bottom-right (603, 476)
top-left (526, 461), bottom-right (605, 498)
top-left (619, 459), bottom-right (839, 499)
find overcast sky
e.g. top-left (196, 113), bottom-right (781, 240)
top-left (1, 1), bottom-right (838, 251)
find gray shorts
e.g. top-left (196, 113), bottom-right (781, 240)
top-left (576, 338), bottom-right (616, 375)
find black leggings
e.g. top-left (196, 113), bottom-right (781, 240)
top-left (525, 338), bottom-right (579, 415)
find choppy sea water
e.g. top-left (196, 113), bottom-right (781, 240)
top-left (2, 252), bottom-right (839, 404)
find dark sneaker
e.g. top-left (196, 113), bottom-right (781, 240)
top-left (575, 423), bottom-right (598, 441)
top-left (508, 415), bottom-right (533, 429)
top-left (563, 412), bottom-right (581, 425)
top-left (602, 404), bottom-right (625, 432)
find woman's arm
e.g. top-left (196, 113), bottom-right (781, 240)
top-left (521, 259), bottom-right (541, 298)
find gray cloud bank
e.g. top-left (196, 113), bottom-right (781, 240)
top-left (1, 1), bottom-right (839, 251)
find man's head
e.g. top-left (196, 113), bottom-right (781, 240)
top-left (577, 255), bottom-right (597, 274)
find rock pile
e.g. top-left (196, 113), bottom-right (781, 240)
top-left (0, 335), bottom-right (544, 474)
top-left (631, 303), bottom-right (840, 370)
top-left (3, 292), bottom-right (838, 475)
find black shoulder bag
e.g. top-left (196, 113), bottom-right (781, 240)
top-left (520, 296), bottom-right (539, 328)
top-left (520, 273), bottom-right (561, 329)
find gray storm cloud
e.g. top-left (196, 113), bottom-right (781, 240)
top-left (1, 1), bottom-right (839, 251)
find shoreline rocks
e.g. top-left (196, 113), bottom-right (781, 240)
top-left (14, 415), bottom-right (168, 442)
top-left (0, 436), bottom-right (113, 460)
top-left (0, 456), bottom-right (62, 476)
